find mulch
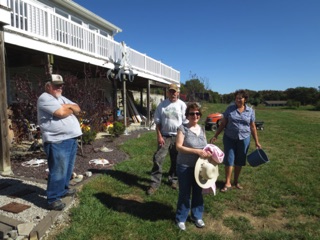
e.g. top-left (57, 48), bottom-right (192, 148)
top-left (10, 130), bottom-right (147, 181)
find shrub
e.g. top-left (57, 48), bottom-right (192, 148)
top-left (314, 100), bottom-right (320, 111)
top-left (80, 119), bottom-right (97, 144)
top-left (10, 68), bottom-right (115, 141)
top-left (81, 130), bottom-right (97, 144)
top-left (287, 99), bottom-right (300, 108)
top-left (108, 121), bottom-right (125, 137)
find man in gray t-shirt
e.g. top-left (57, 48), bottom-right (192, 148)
top-left (147, 83), bottom-right (187, 195)
top-left (37, 74), bottom-right (82, 210)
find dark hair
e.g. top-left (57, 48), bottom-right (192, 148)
top-left (234, 89), bottom-right (249, 101)
top-left (185, 102), bottom-right (202, 117)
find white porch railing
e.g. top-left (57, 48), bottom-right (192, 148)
top-left (4, 0), bottom-right (180, 83)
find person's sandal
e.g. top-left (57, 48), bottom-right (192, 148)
top-left (220, 185), bottom-right (232, 193)
top-left (234, 183), bottom-right (243, 190)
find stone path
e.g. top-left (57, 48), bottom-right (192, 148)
top-left (0, 175), bottom-right (85, 240)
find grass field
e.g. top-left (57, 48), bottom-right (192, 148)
top-left (51, 103), bottom-right (320, 240)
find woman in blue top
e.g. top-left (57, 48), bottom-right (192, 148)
top-left (210, 90), bottom-right (261, 192)
top-left (175, 103), bottom-right (212, 231)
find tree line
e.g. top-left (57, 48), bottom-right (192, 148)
top-left (178, 77), bottom-right (320, 109)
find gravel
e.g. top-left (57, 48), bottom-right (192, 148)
top-left (0, 175), bottom-right (49, 228)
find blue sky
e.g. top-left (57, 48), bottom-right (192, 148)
top-left (73, 0), bottom-right (320, 94)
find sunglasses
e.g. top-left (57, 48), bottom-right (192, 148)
top-left (52, 84), bottom-right (64, 89)
top-left (188, 112), bottom-right (200, 116)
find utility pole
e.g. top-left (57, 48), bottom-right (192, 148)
top-left (0, 2), bottom-right (12, 175)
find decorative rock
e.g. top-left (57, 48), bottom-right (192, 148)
top-left (8, 230), bottom-right (18, 239)
top-left (99, 146), bottom-right (113, 152)
top-left (85, 171), bottom-right (92, 177)
top-left (72, 172), bottom-right (77, 179)
top-left (74, 175), bottom-right (83, 182)
top-left (16, 236), bottom-right (28, 240)
top-left (17, 223), bottom-right (34, 236)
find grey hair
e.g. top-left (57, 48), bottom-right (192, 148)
top-left (45, 81), bottom-right (52, 93)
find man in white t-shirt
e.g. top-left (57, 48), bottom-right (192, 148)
top-left (37, 74), bottom-right (82, 210)
top-left (147, 83), bottom-right (187, 195)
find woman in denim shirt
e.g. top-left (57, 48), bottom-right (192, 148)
top-left (210, 89), bottom-right (261, 192)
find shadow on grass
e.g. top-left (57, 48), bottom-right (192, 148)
top-left (89, 168), bottom-right (151, 191)
top-left (88, 169), bottom-right (228, 193)
top-left (216, 180), bottom-right (228, 191)
top-left (94, 192), bottom-right (175, 221)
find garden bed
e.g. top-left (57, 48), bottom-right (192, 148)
top-left (9, 130), bottom-right (147, 181)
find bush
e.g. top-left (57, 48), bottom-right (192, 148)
top-left (287, 99), bottom-right (300, 108)
top-left (11, 71), bottom-right (115, 141)
top-left (81, 130), bottom-right (97, 144)
top-left (108, 121), bottom-right (125, 137)
top-left (315, 100), bottom-right (320, 111)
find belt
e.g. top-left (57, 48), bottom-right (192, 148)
top-left (162, 135), bottom-right (176, 138)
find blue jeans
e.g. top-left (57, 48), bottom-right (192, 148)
top-left (175, 164), bottom-right (204, 223)
top-left (150, 136), bottom-right (178, 188)
top-left (44, 138), bottom-right (78, 204)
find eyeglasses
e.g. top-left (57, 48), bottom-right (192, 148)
top-left (188, 112), bottom-right (200, 116)
top-left (169, 89), bottom-right (177, 93)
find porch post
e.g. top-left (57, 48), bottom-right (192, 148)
top-left (113, 78), bottom-right (117, 121)
top-left (140, 90), bottom-right (143, 112)
top-left (147, 80), bottom-right (151, 128)
top-left (0, 25), bottom-right (12, 175)
top-left (122, 79), bottom-right (129, 135)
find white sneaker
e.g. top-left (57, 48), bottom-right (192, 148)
top-left (191, 218), bottom-right (205, 228)
top-left (177, 222), bottom-right (186, 231)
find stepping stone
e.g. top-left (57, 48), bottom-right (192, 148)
top-left (0, 202), bottom-right (31, 213)
top-left (17, 223), bottom-right (34, 236)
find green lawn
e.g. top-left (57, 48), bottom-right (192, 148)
top-left (51, 103), bottom-right (320, 240)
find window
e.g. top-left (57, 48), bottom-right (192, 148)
top-left (55, 8), bottom-right (68, 19)
top-left (71, 16), bottom-right (82, 25)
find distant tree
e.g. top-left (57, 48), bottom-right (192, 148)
top-left (200, 76), bottom-right (210, 91)
top-left (183, 72), bottom-right (319, 106)
top-left (207, 90), bottom-right (220, 103)
top-left (179, 82), bottom-right (186, 94)
top-left (285, 87), bottom-right (319, 105)
top-left (259, 90), bottom-right (286, 101)
top-left (151, 88), bottom-right (162, 95)
top-left (184, 79), bottom-right (206, 101)
top-left (250, 91), bottom-right (262, 105)
top-left (315, 100), bottom-right (320, 110)
top-left (287, 99), bottom-right (300, 108)
top-left (223, 93), bottom-right (235, 104)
